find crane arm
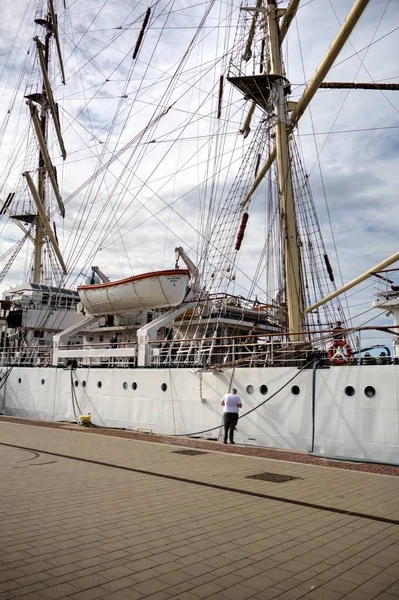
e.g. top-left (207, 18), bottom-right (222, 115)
top-left (91, 265), bottom-right (110, 283)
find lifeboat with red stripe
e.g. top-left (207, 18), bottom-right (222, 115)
top-left (78, 269), bottom-right (190, 316)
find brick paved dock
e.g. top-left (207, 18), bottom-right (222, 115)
top-left (1, 420), bottom-right (398, 599)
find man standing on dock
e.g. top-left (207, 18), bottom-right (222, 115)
top-left (221, 388), bottom-right (242, 444)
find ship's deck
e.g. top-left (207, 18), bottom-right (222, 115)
top-left (1, 418), bottom-right (399, 599)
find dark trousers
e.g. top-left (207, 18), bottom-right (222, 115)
top-left (223, 412), bottom-right (239, 442)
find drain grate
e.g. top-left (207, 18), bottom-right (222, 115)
top-left (247, 472), bottom-right (300, 483)
top-left (173, 449), bottom-right (208, 456)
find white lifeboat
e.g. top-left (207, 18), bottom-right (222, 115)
top-left (77, 269), bottom-right (190, 316)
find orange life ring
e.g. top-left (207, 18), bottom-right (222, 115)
top-left (328, 340), bottom-right (352, 365)
top-left (252, 304), bottom-right (272, 311)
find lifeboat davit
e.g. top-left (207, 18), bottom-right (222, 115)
top-left (78, 269), bottom-right (190, 316)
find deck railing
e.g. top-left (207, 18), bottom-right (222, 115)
top-left (0, 328), bottom-right (396, 369)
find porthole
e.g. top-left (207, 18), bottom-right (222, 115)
top-left (74, 380), bottom-right (79, 387)
top-left (132, 382), bottom-right (137, 390)
top-left (41, 379), bottom-right (45, 385)
top-left (246, 384), bottom-right (254, 394)
top-left (344, 385), bottom-right (355, 397)
top-left (161, 383), bottom-right (167, 392)
top-left (291, 385), bottom-right (300, 396)
top-left (122, 382), bottom-right (128, 390)
top-left (97, 381), bottom-right (102, 389)
top-left (18, 378), bottom-right (21, 384)
top-left (364, 385), bottom-right (376, 398)
top-left (259, 384), bottom-right (268, 395)
top-left (82, 381), bottom-right (86, 388)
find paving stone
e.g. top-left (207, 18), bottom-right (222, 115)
top-left (98, 566), bottom-right (133, 581)
top-left (343, 592), bottom-right (376, 600)
top-left (275, 587), bottom-right (313, 600)
top-left (101, 589), bottom-right (143, 600)
top-left (38, 582), bottom-right (79, 598)
top-left (304, 588), bottom-right (344, 600)
top-left (250, 589), bottom-right (286, 600)
top-left (101, 576), bottom-right (139, 592)
top-left (244, 574), bottom-right (279, 592)
top-left (68, 587), bottom-right (110, 600)
top-left (167, 593), bottom-right (199, 600)
top-left (69, 574), bottom-right (110, 590)
top-left (15, 571), bottom-right (52, 586)
top-left (220, 583), bottom-right (260, 599)
top-left (180, 562), bottom-right (214, 577)
top-left (157, 570), bottom-right (193, 585)
top-left (0, 569), bottom-right (25, 584)
top-left (12, 582), bottom-right (50, 597)
top-left (191, 581), bottom-right (225, 597)
top-left (128, 569), bottom-right (159, 583)
top-left (13, 593), bottom-right (46, 600)
top-left (143, 593), bottom-right (171, 600)
top-left (130, 578), bottom-right (170, 595)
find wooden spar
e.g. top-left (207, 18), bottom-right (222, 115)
top-left (23, 172), bottom-right (67, 275)
top-left (290, 0), bottom-right (371, 126)
top-left (241, 0), bottom-right (370, 209)
top-left (242, 0), bottom-right (263, 62)
top-left (133, 8), bottom-right (151, 59)
top-left (320, 81), bottom-right (399, 90)
top-left (279, 0), bottom-right (300, 40)
top-left (239, 102), bottom-right (255, 138)
top-left (48, 0), bottom-right (66, 84)
top-left (217, 75), bottom-right (224, 119)
top-left (241, 149), bottom-right (275, 208)
top-left (34, 37), bottom-right (67, 160)
top-left (305, 250), bottom-right (399, 314)
top-left (28, 101), bottom-right (65, 217)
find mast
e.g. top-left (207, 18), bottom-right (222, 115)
top-left (232, 0), bottom-right (371, 332)
top-left (29, 1), bottom-right (67, 283)
top-left (265, 0), bottom-right (304, 335)
top-left (33, 21), bottom-right (51, 283)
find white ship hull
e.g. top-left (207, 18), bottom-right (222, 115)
top-left (2, 364), bottom-right (398, 464)
top-left (78, 269), bottom-right (190, 316)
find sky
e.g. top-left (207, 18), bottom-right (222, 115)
top-left (0, 0), bottom-right (398, 348)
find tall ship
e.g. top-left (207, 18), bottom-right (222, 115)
top-left (0, 0), bottom-right (398, 463)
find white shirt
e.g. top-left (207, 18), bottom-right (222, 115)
top-left (222, 393), bottom-right (241, 413)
